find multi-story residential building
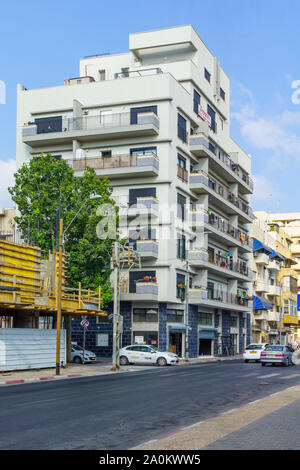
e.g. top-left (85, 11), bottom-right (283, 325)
top-left (16, 25), bottom-right (253, 358)
top-left (254, 212), bottom-right (299, 344)
top-left (0, 208), bottom-right (16, 242)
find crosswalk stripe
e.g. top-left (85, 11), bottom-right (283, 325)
top-left (257, 373), bottom-right (280, 379)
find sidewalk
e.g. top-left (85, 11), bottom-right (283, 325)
top-left (0, 354), bottom-right (243, 386)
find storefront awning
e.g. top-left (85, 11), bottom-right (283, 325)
top-left (198, 327), bottom-right (218, 339)
top-left (168, 324), bottom-right (187, 332)
top-left (253, 238), bottom-right (272, 254)
top-left (253, 296), bottom-right (272, 310)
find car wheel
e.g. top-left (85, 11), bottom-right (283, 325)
top-left (157, 357), bottom-right (167, 367)
top-left (120, 356), bottom-right (129, 366)
top-left (73, 356), bottom-right (82, 364)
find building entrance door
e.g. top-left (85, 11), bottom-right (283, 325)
top-left (169, 332), bottom-right (183, 357)
top-left (199, 339), bottom-right (212, 355)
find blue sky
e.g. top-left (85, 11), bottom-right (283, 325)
top-left (0, 0), bottom-right (299, 211)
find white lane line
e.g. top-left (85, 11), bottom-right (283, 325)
top-left (130, 439), bottom-right (158, 450)
top-left (257, 373), bottom-right (280, 379)
top-left (221, 408), bottom-right (237, 415)
top-left (182, 421), bottom-right (204, 430)
top-left (248, 399), bottom-right (261, 405)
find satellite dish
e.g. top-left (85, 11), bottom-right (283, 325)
top-left (292, 348), bottom-right (300, 365)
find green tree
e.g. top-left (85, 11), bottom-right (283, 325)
top-left (9, 153), bottom-right (117, 306)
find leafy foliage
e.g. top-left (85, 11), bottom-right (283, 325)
top-left (9, 154), bottom-right (116, 306)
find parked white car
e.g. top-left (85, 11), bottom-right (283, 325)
top-left (119, 345), bottom-right (178, 366)
top-left (71, 345), bottom-right (97, 364)
top-left (243, 343), bottom-right (269, 363)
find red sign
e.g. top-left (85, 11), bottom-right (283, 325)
top-left (198, 105), bottom-right (212, 126)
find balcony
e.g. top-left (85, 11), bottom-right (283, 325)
top-left (189, 133), bottom-right (253, 194)
top-left (189, 287), bottom-right (252, 311)
top-left (120, 277), bottom-right (158, 301)
top-left (268, 311), bottom-right (280, 322)
top-left (254, 252), bottom-right (270, 265)
top-left (189, 250), bottom-right (252, 280)
top-left (189, 170), bottom-right (253, 223)
top-left (67, 153), bottom-right (159, 179)
top-left (268, 284), bottom-right (281, 296)
top-left (255, 281), bottom-right (270, 293)
top-left (119, 197), bottom-right (159, 224)
top-left (22, 112), bottom-right (160, 147)
top-left (136, 239), bottom-right (158, 259)
top-left (268, 259), bottom-right (281, 271)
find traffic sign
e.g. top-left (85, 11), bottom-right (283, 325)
top-left (80, 319), bottom-right (89, 328)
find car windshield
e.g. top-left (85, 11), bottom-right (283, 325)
top-left (265, 346), bottom-right (284, 351)
top-left (72, 345), bottom-right (83, 351)
top-left (246, 344), bottom-right (263, 350)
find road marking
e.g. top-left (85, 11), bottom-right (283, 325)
top-left (131, 439), bottom-right (158, 450)
top-left (257, 373), bottom-right (280, 379)
top-left (182, 421), bottom-right (204, 430)
top-left (221, 408), bottom-right (238, 415)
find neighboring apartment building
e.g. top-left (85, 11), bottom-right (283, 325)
top-left (254, 212), bottom-right (299, 344)
top-left (0, 208), bottom-right (16, 242)
top-left (17, 25), bottom-right (253, 358)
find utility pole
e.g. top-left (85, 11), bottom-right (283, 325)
top-left (111, 241), bottom-right (120, 371)
top-left (184, 243), bottom-right (189, 360)
top-left (56, 213), bottom-right (63, 375)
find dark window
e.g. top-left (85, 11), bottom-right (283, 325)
top-left (101, 150), bottom-right (111, 157)
top-left (220, 88), bottom-right (225, 101)
top-left (193, 89), bottom-right (200, 114)
top-left (209, 142), bottom-right (216, 154)
top-left (129, 271), bottom-right (156, 293)
top-left (129, 187), bottom-right (156, 205)
top-left (204, 68), bottom-right (211, 83)
top-left (122, 67), bottom-right (130, 77)
top-left (178, 113), bottom-right (187, 143)
top-left (207, 281), bottom-right (214, 300)
top-left (35, 116), bottom-right (62, 134)
top-left (133, 308), bottom-right (158, 323)
top-left (207, 105), bottom-right (216, 132)
top-left (177, 233), bottom-right (186, 259)
top-left (177, 154), bottom-right (186, 169)
top-left (177, 193), bottom-right (186, 221)
top-left (167, 310), bottom-right (184, 323)
top-left (129, 226), bottom-right (156, 248)
top-left (176, 273), bottom-right (186, 300)
top-left (130, 106), bottom-right (157, 124)
top-left (130, 146), bottom-right (157, 156)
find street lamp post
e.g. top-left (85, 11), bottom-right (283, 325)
top-left (55, 194), bottom-right (102, 376)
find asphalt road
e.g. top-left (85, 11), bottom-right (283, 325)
top-left (0, 360), bottom-right (299, 450)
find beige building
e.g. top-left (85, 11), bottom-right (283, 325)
top-left (254, 212), bottom-right (300, 344)
top-left (0, 208), bottom-right (16, 242)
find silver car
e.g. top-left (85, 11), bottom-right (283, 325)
top-left (260, 345), bottom-right (294, 367)
top-left (71, 345), bottom-right (97, 364)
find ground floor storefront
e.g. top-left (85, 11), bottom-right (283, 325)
top-left (71, 302), bottom-right (251, 358)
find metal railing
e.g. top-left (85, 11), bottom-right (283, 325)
top-left (68, 152), bottom-right (158, 172)
top-left (195, 250), bottom-right (251, 277)
top-left (177, 165), bottom-right (188, 183)
top-left (114, 67), bottom-right (163, 79)
top-left (202, 209), bottom-right (251, 247)
top-left (190, 170), bottom-right (253, 218)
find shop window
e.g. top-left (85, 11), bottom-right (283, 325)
top-left (198, 312), bottom-right (213, 326)
top-left (133, 308), bottom-right (158, 323)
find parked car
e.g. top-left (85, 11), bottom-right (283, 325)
top-left (119, 345), bottom-right (178, 366)
top-left (71, 345), bottom-right (97, 364)
top-left (243, 343), bottom-right (269, 363)
top-left (260, 345), bottom-right (294, 367)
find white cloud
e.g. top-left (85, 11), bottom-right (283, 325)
top-left (0, 159), bottom-right (15, 208)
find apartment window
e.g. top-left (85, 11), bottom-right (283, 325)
top-left (204, 68), bottom-right (211, 83)
top-left (96, 315), bottom-right (109, 324)
top-left (129, 271), bottom-right (156, 293)
top-left (176, 273), bottom-right (186, 300)
top-left (193, 89), bottom-right (200, 114)
top-left (35, 116), bottom-right (62, 134)
top-left (220, 88), bottom-right (226, 101)
top-left (178, 154), bottom-right (186, 169)
top-left (130, 106), bottom-right (157, 125)
top-left (198, 312), bottom-right (213, 326)
top-left (0, 315), bottom-right (13, 328)
top-left (178, 113), bottom-right (187, 143)
top-left (129, 187), bottom-right (156, 205)
top-left (133, 308), bottom-right (158, 323)
top-left (177, 193), bottom-right (186, 221)
top-left (177, 233), bottom-right (186, 260)
top-left (129, 226), bottom-right (156, 248)
top-left (101, 150), bottom-right (112, 157)
top-left (209, 142), bottom-right (216, 154)
top-left (230, 316), bottom-right (238, 327)
top-left (167, 310), bottom-right (184, 323)
top-left (39, 316), bottom-right (53, 329)
top-left (207, 105), bottom-right (216, 132)
top-left (121, 67), bottom-right (130, 77)
top-left (99, 70), bottom-right (106, 81)
top-left (130, 146), bottom-right (157, 156)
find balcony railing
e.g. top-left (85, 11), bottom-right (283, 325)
top-left (207, 290), bottom-right (251, 307)
top-left (177, 165), bottom-right (188, 183)
top-left (114, 67), bottom-right (163, 79)
top-left (67, 152), bottom-right (159, 172)
top-left (202, 209), bottom-right (251, 247)
top-left (189, 170), bottom-right (253, 219)
top-left (189, 134), bottom-right (253, 191)
top-left (207, 252), bottom-right (250, 277)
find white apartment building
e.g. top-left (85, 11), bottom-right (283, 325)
top-left (17, 25), bottom-right (253, 357)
